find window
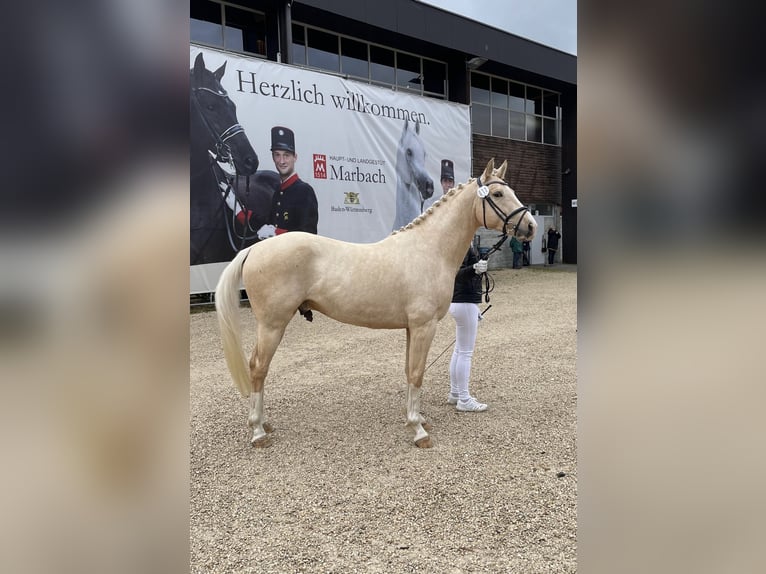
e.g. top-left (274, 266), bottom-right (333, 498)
top-left (510, 111), bottom-right (526, 140)
top-left (470, 71), bottom-right (561, 146)
top-left (307, 28), bottom-right (339, 73)
top-left (292, 23), bottom-right (446, 98)
top-left (191, 1), bottom-right (222, 47)
top-left (526, 115), bottom-right (542, 142)
top-left (370, 45), bottom-right (395, 85)
top-left (292, 24), bottom-right (306, 65)
top-left (422, 59), bottom-right (446, 96)
top-left (470, 73), bottom-right (490, 105)
top-left (191, 1), bottom-right (266, 57)
top-left (341, 37), bottom-right (368, 79)
top-left (509, 82), bottom-right (525, 112)
top-left (543, 118), bottom-right (559, 145)
top-left (471, 105), bottom-right (490, 136)
top-left (396, 52), bottom-right (421, 93)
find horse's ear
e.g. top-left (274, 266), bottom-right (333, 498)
top-left (481, 158), bottom-right (495, 182)
top-left (494, 160), bottom-right (508, 180)
top-left (214, 61), bottom-right (227, 82)
top-left (193, 52), bottom-right (205, 76)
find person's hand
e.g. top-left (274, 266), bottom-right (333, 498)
top-left (473, 259), bottom-right (488, 274)
top-left (257, 224), bottom-right (276, 240)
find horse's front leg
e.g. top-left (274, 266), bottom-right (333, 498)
top-left (404, 321), bottom-right (438, 448)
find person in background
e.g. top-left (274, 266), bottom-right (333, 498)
top-left (510, 235), bottom-right (524, 269)
top-left (446, 240), bottom-right (489, 412)
top-left (522, 239), bottom-right (531, 266)
top-left (257, 126), bottom-right (318, 239)
top-left (546, 225), bottom-right (561, 265)
top-left (423, 159), bottom-right (454, 211)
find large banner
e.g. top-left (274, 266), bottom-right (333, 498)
top-left (190, 45), bottom-right (471, 293)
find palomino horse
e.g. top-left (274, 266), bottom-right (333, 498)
top-left (190, 52), bottom-right (279, 265)
top-left (216, 158), bottom-right (537, 448)
top-left (392, 118), bottom-right (434, 230)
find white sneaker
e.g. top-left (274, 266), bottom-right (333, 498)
top-left (456, 397), bottom-right (488, 412)
top-left (447, 393), bottom-right (459, 405)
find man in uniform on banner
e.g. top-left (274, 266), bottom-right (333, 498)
top-left (257, 126), bottom-right (318, 239)
top-left (423, 159), bottom-right (455, 211)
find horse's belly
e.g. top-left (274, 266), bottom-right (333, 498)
top-left (317, 304), bottom-right (407, 329)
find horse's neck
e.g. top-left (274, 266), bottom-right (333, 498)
top-left (397, 185), bottom-right (479, 267)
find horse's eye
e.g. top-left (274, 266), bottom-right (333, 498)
top-left (206, 103), bottom-right (215, 111)
top-left (492, 191), bottom-right (502, 198)
top-left (406, 149), bottom-right (412, 157)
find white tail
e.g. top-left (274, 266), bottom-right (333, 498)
top-left (215, 247), bottom-right (254, 397)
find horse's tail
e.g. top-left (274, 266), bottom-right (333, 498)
top-left (215, 246), bottom-right (254, 397)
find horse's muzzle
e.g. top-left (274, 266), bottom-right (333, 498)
top-left (523, 218), bottom-right (538, 240)
top-left (242, 154), bottom-right (259, 174)
top-left (420, 179), bottom-right (434, 200)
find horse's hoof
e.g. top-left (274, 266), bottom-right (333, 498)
top-left (251, 435), bottom-right (272, 448)
top-left (263, 422), bottom-right (274, 433)
top-left (422, 422), bottom-right (433, 432)
top-left (415, 436), bottom-right (433, 448)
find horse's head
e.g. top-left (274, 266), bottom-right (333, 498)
top-left (397, 118), bottom-right (434, 201)
top-left (191, 53), bottom-right (258, 176)
top-left (473, 158), bottom-right (537, 240)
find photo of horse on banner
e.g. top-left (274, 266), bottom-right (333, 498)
top-left (392, 118), bottom-right (434, 231)
top-left (215, 158), bottom-right (537, 448)
top-left (190, 52), bottom-right (280, 265)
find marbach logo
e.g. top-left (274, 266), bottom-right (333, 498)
top-left (313, 154), bottom-right (327, 179)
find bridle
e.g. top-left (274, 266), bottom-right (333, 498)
top-left (472, 176), bottom-right (532, 303)
top-left (476, 176), bottom-right (530, 258)
top-left (191, 85), bottom-right (246, 165)
top-left (191, 83), bottom-right (257, 250)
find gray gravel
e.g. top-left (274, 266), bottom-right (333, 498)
top-left (191, 265), bottom-right (577, 573)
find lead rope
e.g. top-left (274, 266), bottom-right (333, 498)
top-left (424, 304), bottom-right (493, 373)
top-left (478, 232), bottom-right (510, 303)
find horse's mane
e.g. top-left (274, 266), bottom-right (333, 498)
top-left (390, 179), bottom-right (475, 235)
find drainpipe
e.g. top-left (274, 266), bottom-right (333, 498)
top-left (281, 0), bottom-right (293, 65)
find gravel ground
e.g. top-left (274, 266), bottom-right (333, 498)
top-left (190, 265), bottom-right (577, 573)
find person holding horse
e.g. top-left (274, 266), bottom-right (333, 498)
top-left (447, 240), bottom-right (490, 412)
top-left (257, 126), bottom-right (318, 239)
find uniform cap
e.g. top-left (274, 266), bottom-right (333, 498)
top-left (440, 159), bottom-right (455, 181)
top-left (271, 126), bottom-right (296, 153)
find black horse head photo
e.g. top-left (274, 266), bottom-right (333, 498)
top-left (190, 52), bottom-right (279, 266)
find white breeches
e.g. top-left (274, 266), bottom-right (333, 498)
top-left (448, 302), bottom-right (479, 401)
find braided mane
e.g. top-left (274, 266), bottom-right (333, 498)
top-left (390, 180), bottom-right (474, 235)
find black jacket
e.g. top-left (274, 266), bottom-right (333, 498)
top-left (452, 245), bottom-right (482, 304)
top-left (547, 229), bottom-right (561, 250)
top-left (271, 175), bottom-right (318, 233)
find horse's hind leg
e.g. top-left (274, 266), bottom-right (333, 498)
top-left (247, 322), bottom-right (287, 447)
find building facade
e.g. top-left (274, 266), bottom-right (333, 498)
top-left (191, 0), bottom-right (577, 263)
